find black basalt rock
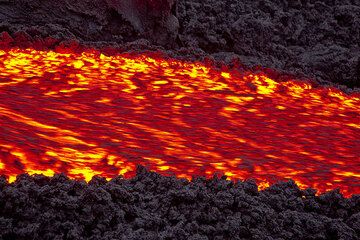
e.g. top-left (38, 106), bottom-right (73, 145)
top-left (0, 166), bottom-right (359, 239)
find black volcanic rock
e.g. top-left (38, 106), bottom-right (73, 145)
top-left (176, 0), bottom-right (360, 89)
top-left (0, 167), bottom-right (359, 239)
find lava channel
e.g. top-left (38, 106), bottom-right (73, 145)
top-left (0, 48), bottom-right (359, 197)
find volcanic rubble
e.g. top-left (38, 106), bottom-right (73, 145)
top-left (0, 166), bottom-right (359, 240)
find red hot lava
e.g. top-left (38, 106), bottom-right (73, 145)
top-left (0, 48), bottom-right (359, 196)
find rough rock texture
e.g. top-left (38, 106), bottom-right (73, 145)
top-left (177, 0), bottom-right (360, 90)
top-left (104, 0), bottom-right (178, 44)
top-left (0, 0), bottom-right (359, 89)
top-left (0, 0), bottom-right (178, 46)
top-left (0, 166), bottom-right (359, 240)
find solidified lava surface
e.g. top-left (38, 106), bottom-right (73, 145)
top-left (0, 48), bottom-right (359, 198)
top-left (0, 167), bottom-right (360, 240)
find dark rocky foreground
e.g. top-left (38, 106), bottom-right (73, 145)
top-left (0, 0), bottom-right (359, 90)
top-left (0, 166), bottom-right (359, 240)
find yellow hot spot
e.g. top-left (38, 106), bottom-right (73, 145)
top-left (294, 180), bottom-right (308, 190)
top-left (208, 81), bottom-right (229, 91)
top-left (121, 60), bottom-right (149, 73)
top-left (288, 170), bottom-right (306, 176)
top-left (11, 150), bottom-right (26, 159)
top-left (224, 171), bottom-right (235, 177)
top-left (143, 157), bottom-right (166, 165)
top-left (163, 93), bottom-right (176, 98)
top-left (228, 158), bottom-right (243, 168)
top-left (199, 151), bottom-right (222, 159)
top-left (59, 87), bottom-right (89, 93)
top-left (226, 95), bottom-right (254, 104)
top-left (276, 105), bottom-right (286, 110)
top-left (188, 67), bottom-right (201, 78)
top-left (45, 151), bottom-right (58, 157)
top-left (262, 76), bottom-right (278, 87)
top-left (27, 169), bottom-right (55, 177)
top-left (285, 83), bottom-right (308, 98)
top-left (69, 167), bottom-right (102, 182)
top-left (221, 72), bottom-right (231, 79)
top-left (334, 171), bottom-right (360, 178)
top-left (8, 175), bottom-right (17, 183)
top-left (342, 99), bottom-right (359, 108)
top-left (99, 53), bottom-right (107, 60)
top-left (95, 97), bottom-right (112, 103)
top-left (106, 155), bottom-right (118, 165)
top-left (253, 76), bottom-right (278, 95)
top-left (145, 57), bottom-right (157, 64)
top-left (5, 57), bottom-right (30, 67)
top-left (75, 74), bottom-right (89, 84)
top-left (85, 152), bottom-right (105, 159)
top-left (235, 138), bottom-right (246, 143)
top-left (44, 91), bottom-right (58, 96)
top-left (158, 165), bottom-right (170, 171)
top-left (58, 135), bottom-right (95, 146)
top-left (73, 60), bottom-right (84, 69)
top-left (223, 107), bottom-right (239, 112)
top-left (328, 91), bottom-right (346, 101)
top-left (153, 80), bottom-right (168, 85)
top-left (174, 94), bottom-right (185, 100)
top-left (211, 162), bottom-right (226, 170)
top-left (346, 123), bottom-right (360, 129)
top-left (119, 165), bottom-right (134, 175)
top-left (122, 79), bottom-right (137, 93)
top-left (0, 161), bottom-right (4, 170)
top-left (258, 181), bottom-right (270, 190)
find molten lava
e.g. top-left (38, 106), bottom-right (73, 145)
top-left (0, 48), bottom-right (359, 196)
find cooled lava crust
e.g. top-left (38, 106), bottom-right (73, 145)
top-left (0, 166), bottom-right (360, 240)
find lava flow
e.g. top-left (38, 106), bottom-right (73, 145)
top-left (0, 48), bottom-right (359, 196)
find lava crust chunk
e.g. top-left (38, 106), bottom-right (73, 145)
top-left (0, 166), bottom-right (359, 240)
top-left (0, 0), bottom-right (359, 89)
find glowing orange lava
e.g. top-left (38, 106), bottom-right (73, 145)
top-left (0, 48), bottom-right (359, 196)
